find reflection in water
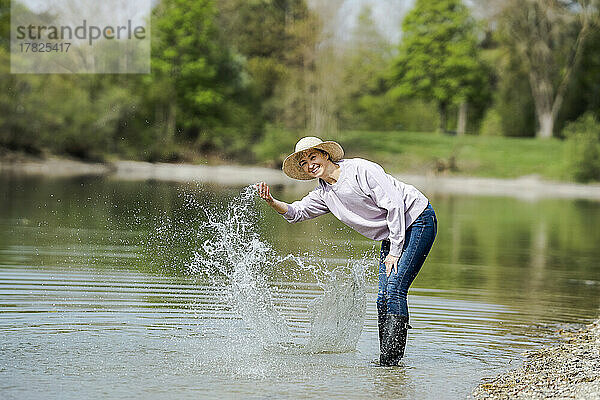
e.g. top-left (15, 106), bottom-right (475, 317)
top-left (0, 175), bottom-right (599, 399)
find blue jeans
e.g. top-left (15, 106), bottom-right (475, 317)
top-left (377, 203), bottom-right (437, 317)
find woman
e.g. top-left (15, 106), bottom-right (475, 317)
top-left (256, 136), bottom-right (437, 366)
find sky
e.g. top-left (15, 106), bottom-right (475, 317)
top-left (18, 0), bottom-right (490, 46)
top-left (19, 0), bottom-right (412, 44)
top-left (309, 0), bottom-right (491, 45)
top-left (14, 0), bottom-right (152, 27)
top-left (309, 0), bottom-right (414, 44)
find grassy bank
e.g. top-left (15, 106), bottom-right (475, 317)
top-left (254, 128), bottom-right (569, 181)
top-left (2, 129), bottom-right (572, 182)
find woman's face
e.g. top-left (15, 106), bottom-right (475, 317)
top-left (298, 150), bottom-right (330, 178)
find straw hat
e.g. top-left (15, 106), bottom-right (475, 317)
top-left (282, 136), bottom-right (344, 180)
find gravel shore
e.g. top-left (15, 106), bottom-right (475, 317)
top-left (471, 319), bottom-right (600, 400)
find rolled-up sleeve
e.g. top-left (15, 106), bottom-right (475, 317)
top-left (357, 162), bottom-right (406, 257)
top-left (282, 188), bottom-right (330, 223)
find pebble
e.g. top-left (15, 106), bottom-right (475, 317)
top-left (471, 319), bottom-right (600, 400)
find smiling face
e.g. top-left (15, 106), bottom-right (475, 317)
top-left (297, 149), bottom-right (331, 179)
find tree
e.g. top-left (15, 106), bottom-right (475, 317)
top-left (497, 0), bottom-right (598, 139)
top-left (151, 0), bottom-right (260, 155)
top-left (559, 26), bottom-right (600, 131)
top-left (336, 6), bottom-right (403, 131)
top-left (478, 34), bottom-right (538, 137)
top-left (0, 2), bottom-right (146, 160)
top-left (564, 112), bottom-right (600, 181)
top-left (216, 0), bottom-right (320, 130)
top-left (0, 0), bottom-right (9, 51)
top-left (388, 0), bottom-right (489, 133)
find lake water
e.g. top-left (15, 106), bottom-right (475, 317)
top-left (1, 175), bottom-right (599, 399)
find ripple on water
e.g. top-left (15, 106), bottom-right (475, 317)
top-left (2, 179), bottom-right (600, 399)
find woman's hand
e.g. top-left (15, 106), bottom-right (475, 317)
top-left (384, 254), bottom-right (400, 277)
top-left (254, 182), bottom-right (289, 214)
top-left (256, 182), bottom-right (274, 204)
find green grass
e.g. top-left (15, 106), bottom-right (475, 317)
top-left (336, 131), bottom-right (568, 179)
top-left (254, 129), bottom-right (571, 181)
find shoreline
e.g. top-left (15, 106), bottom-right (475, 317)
top-left (471, 319), bottom-right (600, 399)
top-left (2, 156), bottom-right (600, 200)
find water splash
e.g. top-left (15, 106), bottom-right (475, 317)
top-left (185, 186), bottom-right (292, 347)
top-left (157, 185), bottom-right (369, 353)
top-left (306, 259), bottom-right (367, 353)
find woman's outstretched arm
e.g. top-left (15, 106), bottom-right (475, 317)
top-left (255, 182), bottom-right (288, 214)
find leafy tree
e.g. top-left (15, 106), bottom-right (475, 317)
top-left (0, 2), bottom-right (141, 159)
top-left (479, 44), bottom-right (537, 137)
top-left (332, 6), bottom-right (437, 132)
top-left (563, 112), bottom-right (600, 182)
top-left (0, 74), bottom-right (140, 160)
top-left (556, 25), bottom-right (600, 135)
top-left (497, 0), bottom-right (598, 139)
top-left (388, 0), bottom-right (489, 133)
top-left (2, 0), bottom-right (324, 161)
top-left (0, 0), bottom-right (9, 51)
top-left (336, 6), bottom-right (392, 129)
top-left (150, 0), bottom-right (260, 156)
top-left (216, 0), bottom-right (320, 130)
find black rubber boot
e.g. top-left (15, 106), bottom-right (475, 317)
top-left (381, 314), bottom-right (411, 366)
top-left (378, 310), bottom-right (391, 366)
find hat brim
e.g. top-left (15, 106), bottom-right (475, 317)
top-left (282, 141), bottom-right (344, 180)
